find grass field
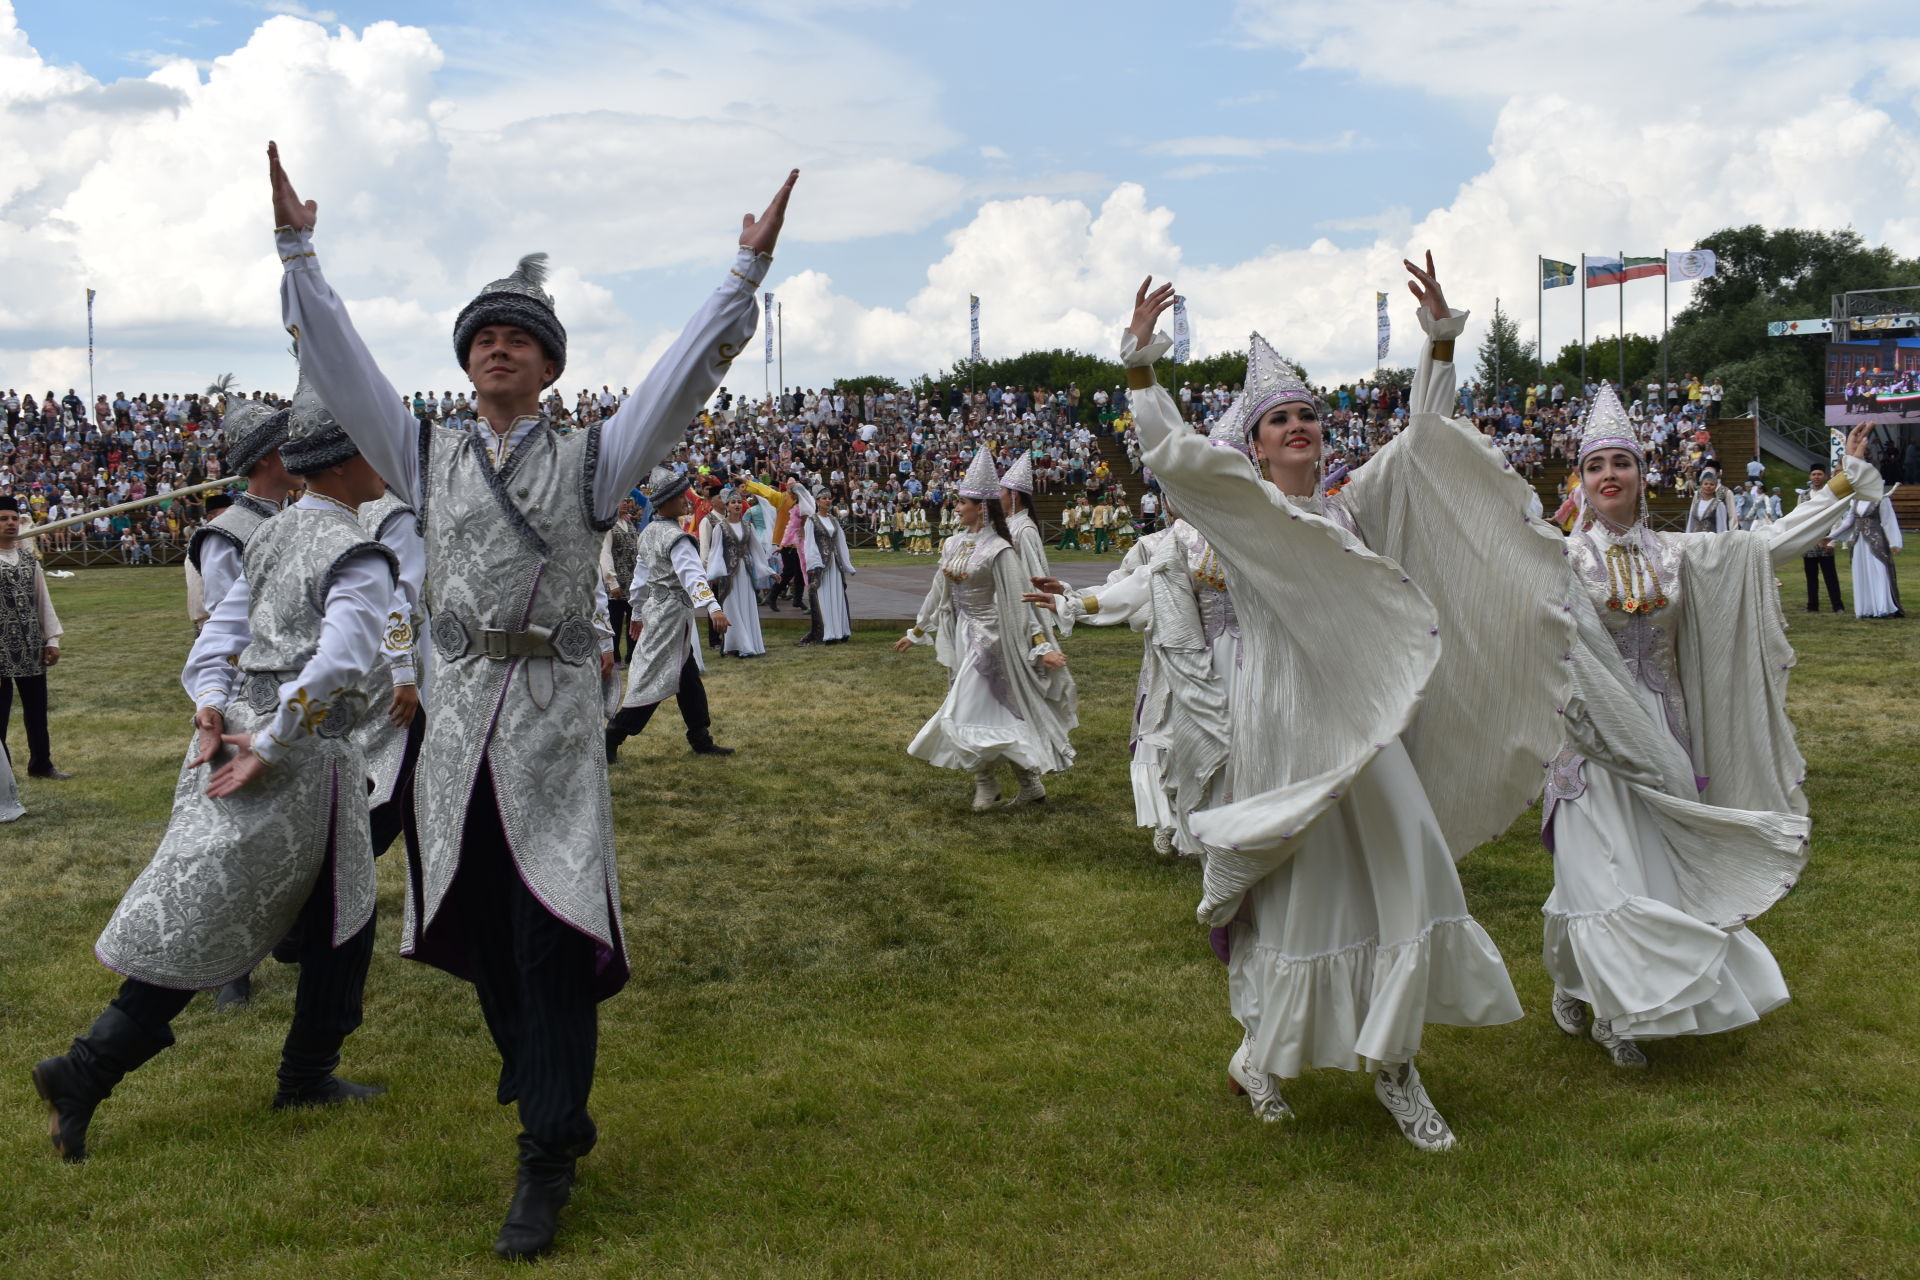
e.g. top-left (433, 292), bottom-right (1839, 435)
top-left (1, 567), bottom-right (1916, 1279)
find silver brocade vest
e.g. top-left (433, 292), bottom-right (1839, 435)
top-left (621, 517), bottom-right (701, 708)
top-left (186, 492), bottom-right (277, 572)
top-left (609, 519), bottom-right (640, 593)
top-left (0, 545), bottom-right (44, 678)
top-left (356, 490), bottom-right (422, 808)
top-left (408, 420), bottom-right (625, 970)
top-left (94, 505), bottom-right (392, 989)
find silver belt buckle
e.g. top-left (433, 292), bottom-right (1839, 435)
top-left (479, 627), bottom-right (512, 660)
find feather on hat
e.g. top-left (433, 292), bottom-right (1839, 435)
top-left (452, 252), bottom-right (568, 385)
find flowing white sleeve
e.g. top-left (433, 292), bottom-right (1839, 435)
top-left (592, 250), bottom-right (768, 519)
top-left (1759, 455), bottom-right (1884, 565)
top-left (1885, 497), bottom-right (1904, 550)
top-left (907, 555), bottom-right (951, 642)
top-left (253, 551), bottom-right (392, 765)
top-left (277, 228), bottom-right (422, 505)
top-left (183, 567), bottom-right (251, 710)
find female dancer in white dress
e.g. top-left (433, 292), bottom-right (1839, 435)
top-left (1686, 470), bottom-right (1737, 532)
top-left (1121, 260), bottom-right (1573, 1150)
top-left (1546, 405), bottom-right (1882, 1065)
top-left (802, 491), bottom-right (857, 643)
top-left (1832, 491), bottom-right (1902, 618)
top-left (701, 494), bottom-right (766, 657)
top-left (1028, 508), bottom-right (1233, 859)
top-left (894, 448), bottom-right (1074, 811)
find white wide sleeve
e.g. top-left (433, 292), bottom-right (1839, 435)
top-left (32, 560), bottom-right (61, 648)
top-left (1408, 306), bottom-right (1469, 418)
top-left (592, 250), bottom-right (768, 519)
top-left (253, 551), bottom-right (393, 765)
top-left (1885, 497), bottom-right (1904, 550)
top-left (1758, 455), bottom-right (1884, 564)
top-left (182, 567), bottom-right (252, 710)
top-left (277, 228), bottom-right (422, 505)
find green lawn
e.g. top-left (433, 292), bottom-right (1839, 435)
top-left (1, 567), bottom-right (1916, 1279)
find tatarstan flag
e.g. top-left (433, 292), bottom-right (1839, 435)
top-left (1620, 255), bottom-right (1665, 282)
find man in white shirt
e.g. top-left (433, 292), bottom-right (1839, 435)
top-left (0, 495), bottom-right (67, 779)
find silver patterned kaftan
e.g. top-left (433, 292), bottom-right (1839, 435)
top-left (356, 490), bottom-right (423, 807)
top-left (620, 516), bottom-right (711, 709)
top-left (185, 492), bottom-right (278, 575)
top-left (408, 421), bottom-right (622, 978)
top-left (94, 505), bottom-right (394, 989)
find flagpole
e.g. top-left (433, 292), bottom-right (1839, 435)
top-left (1494, 296), bottom-right (1501, 403)
top-left (86, 288), bottom-right (96, 418)
top-left (1617, 248), bottom-right (1625, 389)
top-left (1662, 246), bottom-right (1670, 412)
top-left (1579, 255), bottom-right (1587, 387)
top-left (776, 302), bottom-right (784, 411)
top-left (1536, 256), bottom-right (1543, 384)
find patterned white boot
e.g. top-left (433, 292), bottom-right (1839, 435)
top-left (1226, 1040), bottom-right (1293, 1123)
top-left (971, 769), bottom-right (1002, 812)
top-left (1374, 1060), bottom-right (1456, 1152)
top-left (1152, 827), bottom-right (1177, 856)
top-left (1006, 765), bottom-right (1047, 806)
top-left (1551, 987), bottom-right (1590, 1037)
top-left (1590, 1016), bottom-right (1649, 1069)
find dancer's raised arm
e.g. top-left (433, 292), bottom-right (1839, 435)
top-left (593, 171), bottom-right (799, 519)
top-left (1402, 251), bottom-right (1468, 418)
top-left (271, 142), bottom-right (421, 504)
top-left (1754, 423), bottom-right (1881, 563)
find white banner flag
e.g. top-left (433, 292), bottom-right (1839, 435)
top-left (1667, 249), bottom-right (1717, 282)
top-left (763, 291), bottom-right (775, 364)
top-left (1170, 296), bottom-right (1191, 364)
top-left (969, 294), bottom-right (981, 362)
top-left (1376, 291), bottom-right (1390, 362)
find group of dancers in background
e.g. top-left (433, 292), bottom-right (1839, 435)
top-left (12, 142), bottom-right (1899, 1265)
top-left (894, 254), bottom-right (1885, 1152)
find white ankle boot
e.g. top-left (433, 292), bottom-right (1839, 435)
top-left (1590, 1016), bottom-right (1648, 1069)
top-left (1227, 1040), bottom-right (1293, 1122)
top-left (971, 769), bottom-right (1002, 812)
top-left (1374, 1060), bottom-right (1456, 1152)
top-left (1551, 986), bottom-right (1590, 1037)
top-left (1007, 765), bottom-right (1047, 806)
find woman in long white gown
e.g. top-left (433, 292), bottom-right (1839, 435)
top-left (1544, 400), bottom-right (1881, 1066)
top-left (1832, 493), bottom-right (1903, 618)
top-left (700, 494), bottom-right (766, 657)
top-left (802, 492), bottom-right (857, 643)
top-left (1122, 261), bottom-right (1572, 1151)
top-left (894, 448), bottom-right (1074, 811)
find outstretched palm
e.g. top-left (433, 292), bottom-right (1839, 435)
top-left (1127, 277), bottom-right (1178, 351)
top-left (267, 141), bottom-right (317, 233)
top-left (1404, 250), bottom-right (1450, 319)
top-left (741, 170), bottom-right (800, 258)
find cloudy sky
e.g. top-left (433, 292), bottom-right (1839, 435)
top-left (6, 0), bottom-right (1919, 399)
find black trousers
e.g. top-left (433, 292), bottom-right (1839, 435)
top-left (1805, 554), bottom-right (1845, 612)
top-left (452, 767), bottom-right (599, 1152)
top-left (607, 598), bottom-right (633, 664)
top-left (0, 671), bottom-right (53, 772)
top-left (775, 546), bottom-right (805, 606)
top-left (368, 711), bottom-right (426, 860)
top-left (114, 848), bottom-right (377, 1050)
top-left (607, 655), bottom-right (712, 748)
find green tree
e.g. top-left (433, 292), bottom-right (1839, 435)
top-left (1474, 299), bottom-right (1538, 395)
top-left (832, 375), bottom-right (902, 396)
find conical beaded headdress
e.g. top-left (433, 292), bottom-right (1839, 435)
top-left (956, 446), bottom-right (1001, 500)
top-left (1575, 383), bottom-right (1643, 465)
top-left (999, 450), bottom-right (1035, 495)
top-left (1208, 332), bottom-right (1321, 456)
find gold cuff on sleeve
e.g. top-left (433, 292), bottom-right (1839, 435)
top-left (1081, 595), bottom-right (1100, 615)
top-left (1430, 340), bottom-right (1455, 362)
top-left (1828, 472), bottom-right (1854, 499)
top-left (1126, 366), bottom-right (1156, 391)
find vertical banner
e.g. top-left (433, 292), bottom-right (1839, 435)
top-left (1375, 291), bottom-right (1390, 362)
top-left (763, 291), bottom-right (775, 364)
top-left (969, 294), bottom-right (981, 362)
top-left (1170, 295), bottom-right (1191, 364)
top-left (86, 287), bottom-right (97, 411)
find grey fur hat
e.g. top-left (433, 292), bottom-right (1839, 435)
top-left (453, 253), bottom-right (567, 385)
top-left (278, 368), bottom-right (361, 476)
top-left (217, 395), bottom-right (290, 476)
top-left (644, 463), bottom-right (691, 509)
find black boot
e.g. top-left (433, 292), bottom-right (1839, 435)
top-left (271, 1024), bottom-right (387, 1111)
top-left (689, 737), bottom-right (735, 756)
top-left (494, 1135), bottom-right (586, 1262)
top-left (604, 726), bottom-right (624, 766)
top-left (29, 1006), bottom-right (174, 1162)
top-left (215, 971), bottom-right (253, 1011)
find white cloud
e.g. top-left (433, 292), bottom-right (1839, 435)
top-left (979, 144), bottom-right (1009, 160)
top-left (1144, 131), bottom-right (1358, 158)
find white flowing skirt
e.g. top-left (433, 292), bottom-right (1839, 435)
top-left (1225, 740), bottom-right (1522, 1078)
top-left (721, 574), bottom-right (765, 656)
top-left (818, 562), bottom-right (853, 641)
top-left (0, 744), bottom-right (21, 822)
top-left (907, 648), bottom-right (1073, 775)
top-left (1545, 741), bottom-right (1789, 1039)
top-left (1851, 548), bottom-right (1901, 618)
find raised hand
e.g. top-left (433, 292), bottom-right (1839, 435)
top-left (1127, 278), bottom-right (1179, 351)
top-left (740, 169), bottom-right (800, 258)
top-left (1845, 422), bottom-right (1873, 459)
top-left (1404, 250), bottom-right (1449, 319)
top-left (267, 141), bottom-right (318, 233)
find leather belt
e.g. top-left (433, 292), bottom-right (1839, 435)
top-left (432, 610), bottom-right (598, 666)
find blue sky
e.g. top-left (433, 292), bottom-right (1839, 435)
top-left (5, 1), bottom-right (1917, 395)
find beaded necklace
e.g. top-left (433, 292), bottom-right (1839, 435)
top-left (1600, 540), bottom-right (1668, 614)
